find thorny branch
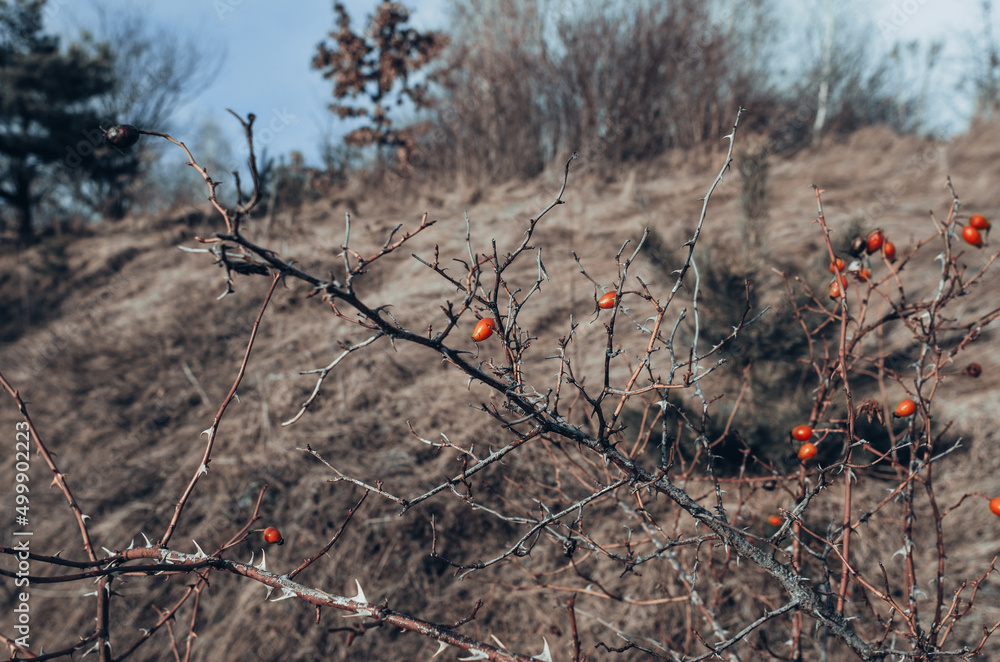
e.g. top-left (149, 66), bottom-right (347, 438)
top-left (5, 105), bottom-right (999, 662)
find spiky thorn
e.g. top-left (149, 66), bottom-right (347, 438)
top-left (343, 579), bottom-right (369, 618)
top-left (531, 638), bottom-right (553, 662)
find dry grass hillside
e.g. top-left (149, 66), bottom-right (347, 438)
top-left (2, 122), bottom-right (1000, 661)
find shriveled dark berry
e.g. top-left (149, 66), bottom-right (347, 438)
top-left (104, 124), bottom-right (141, 149)
top-left (965, 362), bottom-right (982, 378)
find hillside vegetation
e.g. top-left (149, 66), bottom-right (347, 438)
top-left (2, 118), bottom-right (1000, 660)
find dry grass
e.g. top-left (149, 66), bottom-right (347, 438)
top-left (2, 124), bottom-right (1000, 661)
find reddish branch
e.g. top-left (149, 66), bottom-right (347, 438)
top-left (160, 272), bottom-right (281, 547)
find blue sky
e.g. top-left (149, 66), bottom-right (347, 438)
top-left (43, 0), bottom-right (990, 167)
top-left (45, 0), bottom-right (448, 166)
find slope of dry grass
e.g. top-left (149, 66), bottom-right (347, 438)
top-left (2, 124), bottom-right (1000, 660)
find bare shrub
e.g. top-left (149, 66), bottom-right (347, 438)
top-left (425, 0), bottom-right (776, 182)
top-left (3, 110), bottom-right (1000, 662)
top-left (424, 0), bottom-right (554, 184)
top-left (411, 0), bottom-right (947, 189)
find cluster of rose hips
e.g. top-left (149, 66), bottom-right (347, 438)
top-left (827, 228), bottom-right (895, 299)
top-left (791, 424), bottom-right (819, 460)
top-left (960, 214), bottom-right (990, 248)
top-left (790, 399), bottom-right (918, 462)
top-left (783, 401), bottom-right (1000, 518)
top-left (826, 216), bottom-right (989, 300)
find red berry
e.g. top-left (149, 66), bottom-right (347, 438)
top-left (970, 214), bottom-right (990, 231)
top-left (797, 442), bottom-right (818, 461)
top-left (990, 497), bottom-right (1000, 517)
top-left (828, 279), bottom-right (843, 300)
top-left (263, 527), bottom-right (284, 545)
top-left (893, 398), bottom-right (917, 418)
top-left (882, 241), bottom-right (896, 262)
top-left (472, 318), bottom-right (497, 342)
top-left (829, 257), bottom-right (846, 273)
top-left (866, 229), bottom-right (885, 253)
top-left (961, 225), bottom-right (983, 247)
top-left (767, 515), bottom-right (782, 527)
top-left (791, 425), bottom-right (813, 441)
top-left (597, 291), bottom-right (617, 309)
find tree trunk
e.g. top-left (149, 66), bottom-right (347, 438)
top-left (812, 0), bottom-right (834, 143)
top-left (10, 166), bottom-right (35, 246)
top-left (16, 200), bottom-right (33, 246)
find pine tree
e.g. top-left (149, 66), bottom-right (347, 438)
top-left (0, 0), bottom-right (114, 244)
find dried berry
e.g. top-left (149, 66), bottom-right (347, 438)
top-left (104, 124), bottom-right (141, 149)
top-left (965, 362), bottom-right (982, 378)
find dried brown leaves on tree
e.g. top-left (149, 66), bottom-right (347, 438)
top-left (311, 1), bottom-right (447, 162)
